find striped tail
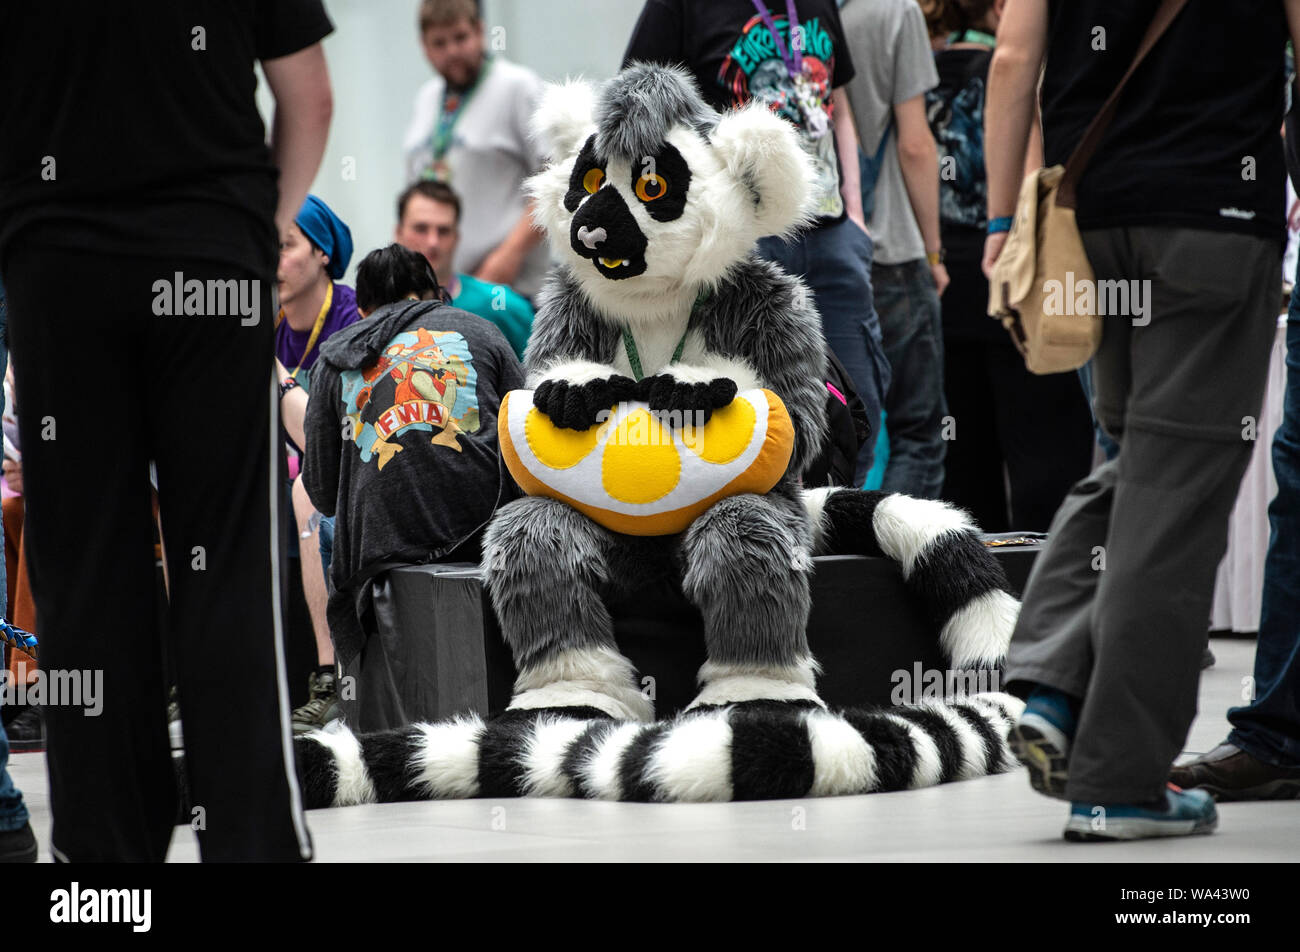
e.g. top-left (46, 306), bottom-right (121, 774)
top-left (802, 487), bottom-right (1020, 669)
top-left (295, 693), bottom-right (1024, 808)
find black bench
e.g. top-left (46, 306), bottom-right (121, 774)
top-left (338, 538), bottom-right (1041, 731)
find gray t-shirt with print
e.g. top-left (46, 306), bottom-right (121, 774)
top-left (840, 0), bottom-right (939, 265)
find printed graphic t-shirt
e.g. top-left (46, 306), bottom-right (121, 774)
top-left (624, 0), bottom-right (855, 225)
top-left (927, 47), bottom-right (994, 250)
top-left (302, 298), bottom-right (525, 665)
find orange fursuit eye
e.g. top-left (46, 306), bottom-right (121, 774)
top-left (582, 168), bottom-right (605, 194)
top-left (636, 173), bottom-right (668, 202)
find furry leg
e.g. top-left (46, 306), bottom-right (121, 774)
top-left (678, 488), bottom-right (823, 708)
top-left (803, 487), bottom-right (1020, 669)
top-left (482, 495), bottom-right (653, 721)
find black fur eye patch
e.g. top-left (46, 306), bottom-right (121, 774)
top-left (565, 135), bottom-right (604, 213)
top-left (627, 141), bottom-right (690, 222)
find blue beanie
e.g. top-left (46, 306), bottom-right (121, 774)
top-left (295, 195), bottom-right (353, 280)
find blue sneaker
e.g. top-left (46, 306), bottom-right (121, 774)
top-left (1008, 686), bottom-right (1077, 800)
top-left (1064, 784), bottom-right (1218, 841)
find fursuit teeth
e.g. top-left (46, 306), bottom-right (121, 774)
top-left (296, 693), bottom-right (1023, 808)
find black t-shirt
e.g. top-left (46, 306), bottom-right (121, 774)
top-left (0, 0), bottom-right (333, 277)
top-left (1041, 0), bottom-right (1286, 243)
top-left (624, 0), bottom-right (855, 225)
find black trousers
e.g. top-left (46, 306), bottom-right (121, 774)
top-left (2, 245), bottom-right (312, 861)
top-left (941, 333), bottom-right (1095, 532)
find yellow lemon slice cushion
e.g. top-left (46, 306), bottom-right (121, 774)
top-left (499, 388), bottom-right (794, 536)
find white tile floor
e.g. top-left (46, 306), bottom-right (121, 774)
top-left (7, 637), bottom-right (1298, 862)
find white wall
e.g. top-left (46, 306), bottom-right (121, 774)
top-left (258, 0), bottom-right (646, 283)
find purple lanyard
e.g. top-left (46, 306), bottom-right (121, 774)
top-left (750, 0), bottom-right (802, 78)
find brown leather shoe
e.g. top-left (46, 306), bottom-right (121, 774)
top-left (1170, 743), bottom-right (1300, 801)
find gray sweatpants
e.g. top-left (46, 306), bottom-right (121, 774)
top-left (1007, 226), bottom-right (1281, 803)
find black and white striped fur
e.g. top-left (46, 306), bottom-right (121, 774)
top-left (803, 486), bottom-right (1020, 669)
top-left (296, 694), bottom-right (1023, 807)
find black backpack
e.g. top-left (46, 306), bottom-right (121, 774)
top-left (801, 345), bottom-right (871, 488)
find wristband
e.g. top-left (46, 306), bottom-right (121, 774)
top-left (279, 377), bottom-right (301, 400)
top-left (926, 249), bottom-right (944, 266)
top-left (987, 216), bottom-right (1013, 235)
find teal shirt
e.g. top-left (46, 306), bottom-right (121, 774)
top-left (452, 273), bottom-right (533, 360)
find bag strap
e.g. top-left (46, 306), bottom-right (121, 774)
top-left (1056, 0), bottom-right (1189, 209)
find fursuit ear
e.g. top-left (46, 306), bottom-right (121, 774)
top-left (530, 78), bottom-right (598, 161)
top-left (709, 103), bottom-right (816, 238)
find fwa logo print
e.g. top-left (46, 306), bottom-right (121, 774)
top-left (340, 328), bottom-right (480, 469)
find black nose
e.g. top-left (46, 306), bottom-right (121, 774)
top-left (570, 185), bottom-right (647, 263)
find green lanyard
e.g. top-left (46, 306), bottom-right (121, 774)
top-left (949, 28), bottom-right (996, 47)
top-left (621, 290), bottom-right (708, 382)
top-left (426, 57), bottom-right (492, 171)
top-left (623, 327), bottom-right (688, 382)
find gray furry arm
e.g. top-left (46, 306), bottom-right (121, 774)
top-left (704, 262), bottom-right (830, 476)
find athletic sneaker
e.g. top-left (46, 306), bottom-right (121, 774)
top-left (1064, 783), bottom-right (1218, 841)
top-left (292, 670), bottom-right (341, 735)
top-left (1007, 685), bottom-right (1078, 800)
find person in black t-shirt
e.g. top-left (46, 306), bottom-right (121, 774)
top-left (984, 0), bottom-right (1297, 842)
top-left (624, 0), bottom-right (892, 486)
top-left (0, 0), bottom-right (334, 862)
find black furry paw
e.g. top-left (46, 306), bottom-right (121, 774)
top-left (639, 375), bottom-right (737, 427)
top-left (533, 375), bottom-right (638, 430)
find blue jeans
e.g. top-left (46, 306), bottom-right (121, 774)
top-left (0, 719), bottom-right (24, 832)
top-left (757, 219), bottom-right (891, 486)
top-left (872, 258), bottom-right (947, 498)
top-left (1077, 361), bottom-right (1120, 461)
top-left (0, 277), bottom-right (27, 832)
top-left (1227, 273), bottom-right (1300, 767)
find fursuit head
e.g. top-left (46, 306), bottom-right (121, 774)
top-left (290, 64), bottom-right (1024, 807)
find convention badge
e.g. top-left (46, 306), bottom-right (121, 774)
top-left (422, 159), bottom-right (452, 184)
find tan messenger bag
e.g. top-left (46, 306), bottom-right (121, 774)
top-left (988, 0), bottom-right (1188, 374)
